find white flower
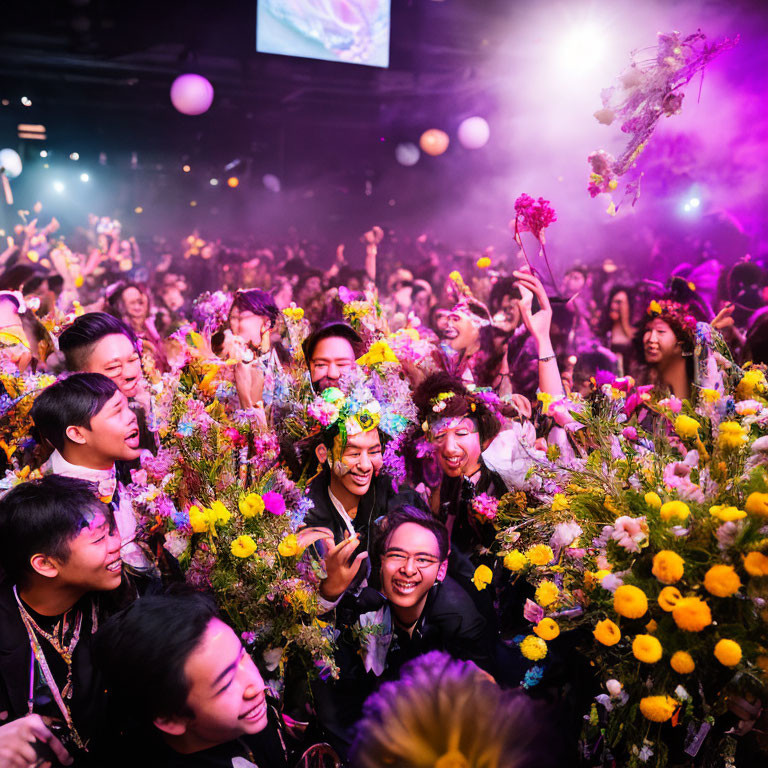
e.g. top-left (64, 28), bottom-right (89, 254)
top-left (600, 573), bottom-right (624, 592)
top-left (674, 685), bottom-right (690, 701)
top-left (550, 521), bottom-right (583, 550)
top-left (606, 679), bottom-right (623, 697)
top-left (262, 647), bottom-right (283, 671)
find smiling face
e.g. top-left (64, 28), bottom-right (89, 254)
top-left (643, 318), bottom-right (681, 366)
top-left (44, 509), bottom-right (123, 592)
top-left (309, 336), bottom-right (357, 391)
top-left (83, 333), bottom-right (143, 399)
top-left (609, 291), bottom-right (629, 323)
top-left (169, 618), bottom-right (268, 749)
top-left (381, 522), bottom-right (447, 621)
top-left (67, 390), bottom-right (140, 465)
top-left (329, 428), bottom-right (383, 499)
top-left (121, 287), bottom-right (148, 321)
top-left (431, 416), bottom-right (482, 478)
top-left (445, 311), bottom-right (479, 352)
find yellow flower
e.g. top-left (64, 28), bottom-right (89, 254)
top-left (745, 492), bottom-right (768, 519)
top-left (472, 565), bottom-right (493, 591)
top-left (670, 651), bottom-right (695, 674)
top-left (648, 300), bottom-right (663, 315)
top-left (645, 491), bottom-right (662, 510)
top-left (526, 544), bottom-right (554, 566)
top-left (593, 618), bottom-right (621, 646)
top-left (356, 340), bottom-right (399, 367)
top-left (660, 500), bottom-right (690, 522)
top-left (282, 306), bottom-right (305, 321)
top-left (639, 695), bottom-right (678, 723)
top-left (645, 619), bottom-right (658, 633)
top-left (239, 493), bottom-right (265, 518)
top-left (632, 634), bottom-right (663, 663)
top-left (700, 388), bottom-right (721, 403)
top-left (744, 551), bottom-right (768, 577)
top-left (718, 421), bottom-right (748, 451)
top-left (709, 505), bottom-right (747, 522)
top-left (652, 550), bottom-right (685, 584)
top-left (278, 534), bottom-right (301, 558)
top-left (608, 179), bottom-right (618, 191)
top-left (520, 635), bottom-right (548, 661)
top-left (231, 535), bottom-right (257, 558)
top-left (435, 751), bottom-right (469, 768)
top-left (658, 586), bottom-right (683, 612)
top-left (503, 550), bottom-right (528, 572)
top-left (209, 500), bottom-right (231, 526)
top-left (189, 505), bottom-right (211, 534)
top-left (534, 618), bottom-right (560, 641)
top-left (672, 596), bottom-right (712, 632)
top-left (613, 585), bottom-right (648, 619)
top-left (674, 414), bottom-right (700, 440)
top-left (537, 392), bottom-right (554, 414)
top-left (449, 270), bottom-right (462, 282)
top-left (736, 369), bottom-right (767, 399)
top-left (476, 256), bottom-right (492, 269)
top-left (551, 493), bottom-right (569, 512)
top-left (703, 564), bottom-right (742, 597)
top-left (714, 638), bottom-right (742, 667)
top-left (74, 274), bottom-right (84, 288)
top-left (535, 580), bottom-right (559, 607)
top-left (289, 588), bottom-right (310, 611)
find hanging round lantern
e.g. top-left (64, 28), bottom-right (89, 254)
top-left (419, 129), bottom-right (450, 156)
top-left (170, 74), bottom-right (214, 116)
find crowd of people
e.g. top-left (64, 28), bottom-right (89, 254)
top-left (0, 209), bottom-right (766, 768)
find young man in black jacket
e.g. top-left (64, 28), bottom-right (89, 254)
top-left (0, 475), bottom-right (130, 767)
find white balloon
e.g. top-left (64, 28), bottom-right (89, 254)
top-left (395, 142), bottom-right (420, 167)
top-left (170, 73), bottom-right (214, 116)
top-left (457, 116), bottom-right (490, 150)
top-left (262, 174), bottom-right (281, 193)
top-left (0, 148), bottom-right (22, 178)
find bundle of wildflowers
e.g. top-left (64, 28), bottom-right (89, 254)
top-left (496, 362), bottom-right (768, 766)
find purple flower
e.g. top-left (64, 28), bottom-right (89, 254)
top-left (622, 426), bottom-right (638, 441)
top-left (262, 491), bottom-right (286, 515)
top-left (523, 599), bottom-right (545, 624)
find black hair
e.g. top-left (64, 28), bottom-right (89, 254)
top-left (231, 289), bottom-right (279, 328)
top-left (58, 312), bottom-right (139, 372)
top-left (599, 284), bottom-right (635, 337)
top-left (572, 349), bottom-right (619, 386)
top-left (31, 373), bottom-right (119, 453)
top-left (375, 506), bottom-right (450, 562)
top-left (0, 292), bottom-right (20, 310)
top-left (301, 322), bottom-right (363, 364)
top-left (489, 277), bottom-right (522, 316)
top-left (0, 475), bottom-right (111, 586)
top-left (92, 591), bottom-right (219, 726)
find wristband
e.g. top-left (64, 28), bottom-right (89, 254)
top-left (538, 354), bottom-right (556, 363)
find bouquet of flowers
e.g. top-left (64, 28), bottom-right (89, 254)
top-left (496, 361), bottom-right (768, 766)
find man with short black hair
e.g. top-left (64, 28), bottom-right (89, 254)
top-left (301, 322), bottom-right (362, 393)
top-left (31, 373), bottom-right (150, 572)
top-left (92, 592), bottom-right (289, 768)
top-left (0, 475), bottom-right (126, 767)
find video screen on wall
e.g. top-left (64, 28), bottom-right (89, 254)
top-left (257, 0), bottom-right (391, 68)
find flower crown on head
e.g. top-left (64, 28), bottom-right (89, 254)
top-left (308, 386), bottom-right (382, 444)
top-left (421, 387), bottom-right (502, 433)
top-left (646, 299), bottom-right (697, 335)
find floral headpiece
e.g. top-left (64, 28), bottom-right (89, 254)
top-left (646, 300), bottom-right (697, 335)
top-left (308, 386), bottom-right (382, 445)
top-left (447, 272), bottom-right (491, 329)
top-left (420, 387), bottom-right (503, 433)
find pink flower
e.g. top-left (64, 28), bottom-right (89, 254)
top-left (523, 599), bottom-right (545, 624)
top-left (262, 491), bottom-right (286, 516)
top-left (512, 194), bottom-right (557, 240)
top-left (624, 385), bottom-right (654, 416)
top-left (622, 426), bottom-right (638, 441)
top-left (550, 521), bottom-right (582, 550)
top-left (472, 493), bottom-right (499, 522)
top-left (658, 396), bottom-right (683, 414)
top-left (608, 515), bottom-right (648, 553)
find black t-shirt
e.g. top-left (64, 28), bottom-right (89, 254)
top-left (111, 708), bottom-right (289, 768)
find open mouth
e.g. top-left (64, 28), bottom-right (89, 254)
top-left (106, 558), bottom-right (122, 573)
top-left (442, 455), bottom-right (464, 471)
top-left (125, 428), bottom-right (140, 447)
top-left (350, 472), bottom-right (372, 487)
top-left (391, 578), bottom-right (420, 596)
top-left (239, 699), bottom-right (266, 722)
top-left (443, 328), bottom-right (459, 339)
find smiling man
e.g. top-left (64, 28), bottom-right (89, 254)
top-left (301, 322), bottom-right (363, 393)
top-left (31, 373), bottom-right (150, 573)
top-left (0, 475), bottom-right (126, 768)
top-left (92, 591), bottom-right (289, 768)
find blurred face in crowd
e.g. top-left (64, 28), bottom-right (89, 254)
top-left (83, 333), bottom-right (143, 400)
top-left (431, 416), bottom-right (482, 478)
top-left (156, 618), bottom-right (268, 749)
top-left (609, 291), bottom-right (630, 324)
top-left (309, 336), bottom-right (357, 391)
top-left (162, 276), bottom-right (186, 312)
top-left (431, 309), bottom-right (451, 338)
top-left (121, 286), bottom-right (149, 322)
top-left (326, 429), bottom-right (383, 499)
top-left (563, 270), bottom-right (586, 296)
top-left (643, 318), bottom-right (682, 366)
top-left (445, 311), bottom-right (479, 353)
top-left (229, 305), bottom-right (269, 349)
top-left (380, 522), bottom-right (447, 621)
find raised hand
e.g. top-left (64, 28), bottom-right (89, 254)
top-left (319, 531), bottom-right (368, 601)
top-left (0, 714), bottom-right (72, 768)
top-left (513, 268), bottom-right (553, 352)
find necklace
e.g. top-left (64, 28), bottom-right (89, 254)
top-left (13, 585), bottom-right (96, 751)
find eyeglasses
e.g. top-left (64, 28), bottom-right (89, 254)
top-left (383, 551), bottom-right (441, 570)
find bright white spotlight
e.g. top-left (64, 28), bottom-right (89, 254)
top-left (689, 197), bottom-right (700, 208)
top-left (683, 204), bottom-right (691, 212)
top-left (557, 23), bottom-right (606, 73)
top-left (209, 178), bottom-right (219, 186)
top-left (80, 172), bottom-right (89, 182)
top-left (70, 152), bottom-right (80, 161)
top-left (53, 181), bottom-right (65, 193)
top-left (40, 150), bottom-right (48, 158)
top-left (21, 96), bottom-right (32, 106)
